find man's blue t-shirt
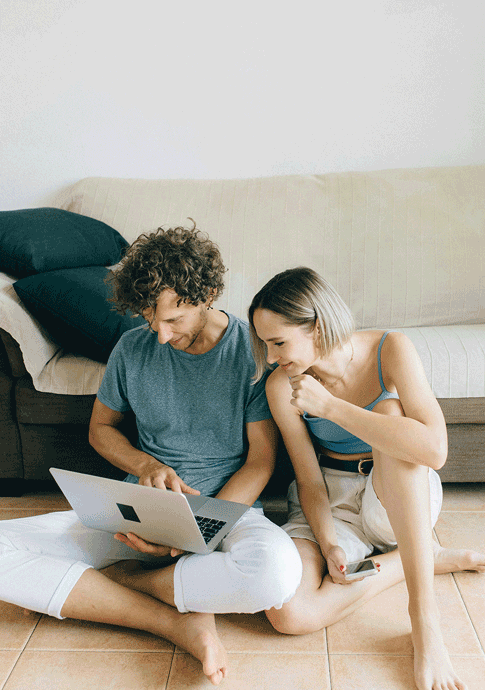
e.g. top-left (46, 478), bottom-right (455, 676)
top-left (96, 312), bottom-right (272, 500)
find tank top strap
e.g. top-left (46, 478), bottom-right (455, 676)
top-left (377, 331), bottom-right (392, 392)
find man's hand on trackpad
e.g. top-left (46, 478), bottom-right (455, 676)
top-left (138, 461), bottom-right (200, 494)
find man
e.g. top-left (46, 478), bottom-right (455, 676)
top-left (0, 224), bottom-right (301, 686)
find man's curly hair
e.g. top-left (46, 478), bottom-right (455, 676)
top-left (108, 222), bottom-right (227, 316)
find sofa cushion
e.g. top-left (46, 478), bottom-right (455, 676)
top-left (1, 270), bottom-right (107, 394)
top-left (0, 208), bottom-right (128, 278)
top-left (57, 168), bottom-right (485, 329)
top-left (13, 267), bottom-right (144, 363)
top-left (394, 325), bottom-right (485, 398)
top-left (0, 272), bottom-right (60, 384)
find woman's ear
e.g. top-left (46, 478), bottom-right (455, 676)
top-left (312, 320), bottom-right (322, 340)
top-left (312, 319), bottom-right (326, 352)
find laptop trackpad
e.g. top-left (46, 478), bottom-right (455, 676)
top-left (194, 497), bottom-right (248, 520)
top-left (184, 494), bottom-right (209, 512)
top-left (185, 494), bottom-right (249, 521)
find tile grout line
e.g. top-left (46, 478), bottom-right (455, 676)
top-left (1, 613), bottom-right (44, 689)
top-left (19, 648), bottom-right (176, 654)
top-left (451, 572), bottom-right (485, 657)
top-left (0, 651), bottom-right (21, 690)
top-left (325, 628), bottom-right (333, 690)
top-left (326, 652), bottom-right (484, 657)
top-left (174, 649), bottom-right (332, 656)
top-left (163, 647), bottom-right (176, 690)
top-left (440, 508), bottom-right (485, 515)
top-left (435, 511), bottom-right (485, 657)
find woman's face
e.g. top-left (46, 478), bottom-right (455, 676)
top-left (252, 308), bottom-right (320, 377)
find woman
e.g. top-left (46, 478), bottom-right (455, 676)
top-left (249, 267), bottom-right (484, 690)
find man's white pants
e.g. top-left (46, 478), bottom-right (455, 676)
top-left (0, 508), bottom-right (302, 618)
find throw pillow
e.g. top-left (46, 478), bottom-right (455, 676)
top-left (13, 267), bottom-right (144, 363)
top-left (0, 208), bottom-right (129, 277)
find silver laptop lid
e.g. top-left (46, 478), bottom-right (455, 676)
top-left (49, 468), bottom-right (249, 555)
top-left (50, 468), bottom-right (210, 553)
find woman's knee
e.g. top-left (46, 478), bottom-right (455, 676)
top-left (374, 448), bottom-right (429, 487)
top-left (265, 597), bottom-right (327, 636)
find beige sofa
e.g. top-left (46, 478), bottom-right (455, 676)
top-left (1, 164), bottom-right (484, 496)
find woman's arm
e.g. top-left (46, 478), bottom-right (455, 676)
top-left (289, 332), bottom-right (447, 470)
top-left (266, 370), bottom-right (348, 581)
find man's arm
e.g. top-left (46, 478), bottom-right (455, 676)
top-left (214, 417), bottom-right (279, 506)
top-left (96, 413), bottom-right (278, 558)
top-left (89, 398), bottom-right (199, 493)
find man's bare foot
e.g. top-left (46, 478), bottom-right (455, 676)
top-left (433, 542), bottom-right (485, 575)
top-left (102, 562), bottom-right (227, 685)
top-left (411, 610), bottom-right (467, 690)
top-left (176, 612), bottom-right (228, 686)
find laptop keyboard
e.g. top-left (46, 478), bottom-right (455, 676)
top-left (195, 516), bottom-right (227, 543)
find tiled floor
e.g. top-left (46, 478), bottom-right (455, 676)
top-left (0, 484), bottom-right (484, 689)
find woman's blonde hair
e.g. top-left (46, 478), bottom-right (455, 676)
top-left (248, 267), bottom-right (355, 381)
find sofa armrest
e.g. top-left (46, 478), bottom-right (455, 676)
top-left (0, 331), bottom-right (12, 377)
top-left (0, 328), bottom-right (28, 378)
top-left (0, 342), bottom-right (23, 479)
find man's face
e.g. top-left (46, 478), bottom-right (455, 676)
top-left (142, 289), bottom-right (209, 350)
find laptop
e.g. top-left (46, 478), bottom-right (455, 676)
top-left (49, 467), bottom-right (250, 555)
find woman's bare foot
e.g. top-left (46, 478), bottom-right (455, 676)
top-left (411, 608), bottom-right (467, 690)
top-left (433, 541), bottom-right (485, 574)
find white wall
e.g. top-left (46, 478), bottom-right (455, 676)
top-left (1, 0), bottom-right (484, 210)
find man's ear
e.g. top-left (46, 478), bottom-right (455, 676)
top-left (207, 288), bottom-right (218, 307)
top-left (206, 289), bottom-right (217, 310)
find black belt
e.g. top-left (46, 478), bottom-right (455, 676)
top-left (318, 455), bottom-right (373, 476)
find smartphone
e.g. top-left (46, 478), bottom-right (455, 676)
top-left (344, 558), bottom-right (378, 581)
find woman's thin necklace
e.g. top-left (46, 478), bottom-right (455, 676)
top-left (312, 340), bottom-right (354, 387)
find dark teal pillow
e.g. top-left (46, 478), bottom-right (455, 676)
top-left (0, 208), bottom-right (129, 278)
top-left (13, 267), bottom-right (144, 363)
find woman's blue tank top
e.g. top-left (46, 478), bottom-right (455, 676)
top-left (303, 331), bottom-right (400, 455)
